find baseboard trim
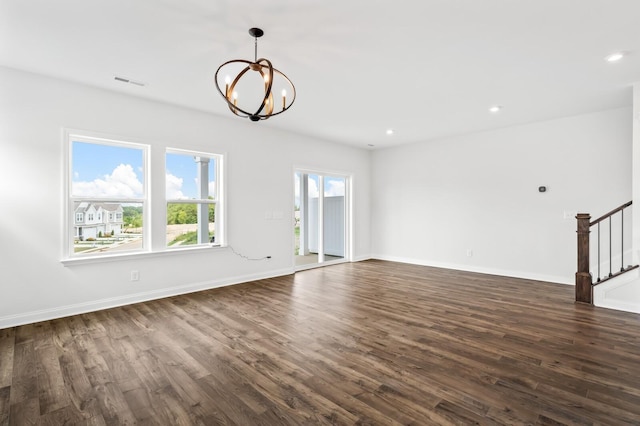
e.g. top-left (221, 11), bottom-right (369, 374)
top-left (0, 267), bottom-right (294, 329)
top-left (352, 255), bottom-right (373, 262)
top-left (371, 255), bottom-right (572, 285)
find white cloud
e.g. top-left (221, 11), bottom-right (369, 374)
top-left (325, 179), bottom-right (345, 197)
top-left (166, 173), bottom-right (186, 199)
top-left (308, 177), bottom-right (319, 198)
top-left (73, 164), bottom-right (143, 197)
top-left (294, 174), bottom-right (320, 200)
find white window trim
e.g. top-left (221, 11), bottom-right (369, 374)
top-left (165, 148), bottom-right (225, 248)
top-left (61, 128), bottom-right (226, 266)
top-left (63, 129), bottom-right (150, 262)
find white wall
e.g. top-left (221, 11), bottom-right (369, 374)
top-left (0, 66), bottom-right (372, 328)
top-left (1, 64), bottom-right (635, 327)
top-left (371, 108), bottom-right (632, 284)
top-left (594, 82), bottom-right (640, 313)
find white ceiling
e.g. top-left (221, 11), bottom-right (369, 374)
top-left (2, 0), bottom-right (640, 149)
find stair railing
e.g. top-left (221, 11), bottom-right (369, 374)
top-left (575, 201), bottom-right (638, 304)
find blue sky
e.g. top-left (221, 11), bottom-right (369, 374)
top-left (72, 141), bottom-right (215, 199)
top-left (166, 152), bottom-right (216, 199)
top-left (72, 141), bottom-right (142, 183)
top-left (72, 141), bottom-right (144, 198)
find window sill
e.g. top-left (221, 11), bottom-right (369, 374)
top-left (61, 244), bottom-right (225, 267)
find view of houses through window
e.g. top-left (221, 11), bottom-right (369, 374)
top-left (67, 135), bottom-right (221, 258)
top-left (73, 201), bottom-right (144, 254)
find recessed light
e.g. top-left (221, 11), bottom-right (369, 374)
top-left (605, 52), bottom-right (626, 62)
top-left (386, 129), bottom-right (394, 135)
top-left (489, 105), bottom-right (502, 113)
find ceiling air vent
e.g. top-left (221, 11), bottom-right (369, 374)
top-left (114, 76), bottom-right (145, 87)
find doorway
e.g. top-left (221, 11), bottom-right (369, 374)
top-left (294, 171), bottom-right (349, 269)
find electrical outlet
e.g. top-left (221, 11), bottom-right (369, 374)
top-left (130, 270), bottom-right (139, 281)
top-left (466, 249), bottom-right (473, 257)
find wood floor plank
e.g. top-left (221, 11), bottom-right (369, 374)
top-left (8, 397), bottom-right (38, 426)
top-left (57, 342), bottom-right (98, 418)
top-left (0, 386), bottom-right (9, 426)
top-left (0, 329), bottom-right (15, 391)
top-left (2, 260), bottom-right (640, 424)
top-left (34, 333), bottom-right (71, 415)
top-left (9, 342), bottom-right (37, 406)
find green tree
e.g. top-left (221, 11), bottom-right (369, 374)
top-left (167, 203), bottom-right (214, 225)
top-left (123, 206), bottom-right (143, 228)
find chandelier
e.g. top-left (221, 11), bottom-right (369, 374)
top-left (214, 28), bottom-right (296, 121)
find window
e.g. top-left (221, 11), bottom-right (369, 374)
top-left (64, 131), bottom-right (224, 261)
top-left (66, 134), bottom-right (147, 256)
top-left (166, 149), bottom-right (221, 247)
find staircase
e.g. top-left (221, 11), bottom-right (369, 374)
top-left (575, 201), bottom-right (639, 304)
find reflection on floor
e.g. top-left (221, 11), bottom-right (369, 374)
top-left (295, 253), bottom-right (343, 266)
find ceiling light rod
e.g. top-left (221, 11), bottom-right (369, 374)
top-left (214, 27), bottom-right (296, 122)
top-left (251, 27), bottom-right (262, 62)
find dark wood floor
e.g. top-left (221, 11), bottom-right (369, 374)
top-left (2, 260), bottom-right (640, 425)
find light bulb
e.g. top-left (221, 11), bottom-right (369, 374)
top-left (281, 89), bottom-right (287, 97)
top-left (224, 75), bottom-right (231, 97)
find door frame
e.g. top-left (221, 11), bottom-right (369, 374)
top-left (293, 167), bottom-right (352, 271)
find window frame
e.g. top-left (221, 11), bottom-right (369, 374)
top-left (62, 129), bottom-right (226, 265)
top-left (63, 130), bottom-right (150, 261)
top-left (165, 148), bottom-right (223, 249)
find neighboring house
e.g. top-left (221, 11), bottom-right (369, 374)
top-left (74, 202), bottom-right (124, 240)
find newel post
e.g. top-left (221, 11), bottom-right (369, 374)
top-left (575, 213), bottom-right (592, 304)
